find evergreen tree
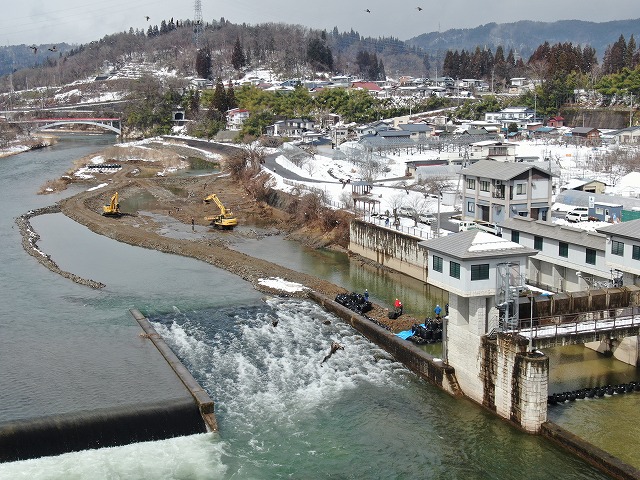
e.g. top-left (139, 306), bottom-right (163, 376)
top-left (211, 78), bottom-right (228, 115)
top-left (231, 37), bottom-right (246, 70)
top-left (196, 47), bottom-right (212, 79)
top-left (227, 81), bottom-right (238, 109)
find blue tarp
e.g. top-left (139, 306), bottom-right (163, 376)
top-left (396, 330), bottom-right (413, 340)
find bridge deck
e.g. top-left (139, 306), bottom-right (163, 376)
top-left (507, 306), bottom-right (640, 348)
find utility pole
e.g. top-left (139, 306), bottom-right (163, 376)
top-left (630, 92), bottom-right (634, 128)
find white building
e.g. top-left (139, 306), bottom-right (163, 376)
top-left (499, 217), bottom-right (609, 292)
top-left (597, 220), bottom-right (640, 287)
top-left (226, 108), bottom-right (250, 131)
top-left (421, 230), bottom-right (546, 433)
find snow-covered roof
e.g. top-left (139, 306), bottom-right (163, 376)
top-left (420, 230), bottom-right (536, 260)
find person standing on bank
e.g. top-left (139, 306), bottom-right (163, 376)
top-left (364, 289), bottom-right (369, 302)
top-left (434, 304), bottom-right (442, 320)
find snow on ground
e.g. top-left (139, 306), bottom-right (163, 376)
top-left (87, 183), bottom-right (109, 191)
top-left (258, 277), bottom-right (309, 292)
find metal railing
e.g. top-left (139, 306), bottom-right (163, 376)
top-left (363, 214), bottom-right (435, 239)
top-left (509, 305), bottom-right (640, 340)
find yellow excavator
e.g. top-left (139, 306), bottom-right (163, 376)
top-left (204, 193), bottom-right (237, 230)
top-left (102, 192), bottom-right (121, 216)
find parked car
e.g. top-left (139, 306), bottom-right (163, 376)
top-left (565, 207), bottom-right (589, 222)
top-left (398, 206), bottom-right (417, 218)
top-left (419, 213), bottom-right (436, 225)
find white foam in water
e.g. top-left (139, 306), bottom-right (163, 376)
top-left (156, 298), bottom-right (407, 428)
top-left (0, 433), bottom-right (226, 480)
top-left (0, 299), bottom-right (409, 479)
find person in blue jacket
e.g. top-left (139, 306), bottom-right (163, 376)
top-left (434, 304), bottom-right (442, 320)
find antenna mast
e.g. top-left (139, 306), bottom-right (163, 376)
top-left (194, 0), bottom-right (203, 47)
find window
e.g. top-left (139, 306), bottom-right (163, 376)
top-left (471, 264), bottom-right (490, 281)
top-left (611, 240), bottom-right (624, 256)
top-left (559, 242), bottom-right (568, 258)
top-left (480, 180), bottom-right (490, 192)
top-left (511, 231), bottom-right (520, 243)
top-left (450, 261), bottom-right (460, 279)
top-left (534, 236), bottom-right (543, 250)
top-left (516, 183), bottom-right (526, 195)
top-left (634, 245), bottom-right (640, 261)
top-left (467, 178), bottom-right (476, 190)
top-left (586, 248), bottom-right (596, 265)
top-left (467, 201), bottom-right (475, 213)
top-left (433, 255), bottom-right (443, 273)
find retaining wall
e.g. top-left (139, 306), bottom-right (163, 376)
top-left (542, 422), bottom-right (640, 480)
top-left (309, 291), bottom-right (459, 394)
top-left (349, 219), bottom-right (426, 282)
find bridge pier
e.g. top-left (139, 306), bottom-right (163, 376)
top-left (585, 335), bottom-right (640, 366)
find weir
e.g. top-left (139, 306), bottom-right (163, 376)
top-left (0, 310), bottom-right (217, 463)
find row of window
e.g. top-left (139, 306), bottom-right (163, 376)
top-left (466, 178), bottom-right (527, 194)
top-left (612, 240), bottom-right (640, 260)
top-left (433, 255), bottom-right (490, 280)
top-left (510, 230), bottom-right (640, 265)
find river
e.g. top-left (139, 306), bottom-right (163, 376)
top-left (0, 135), bottom-right (634, 478)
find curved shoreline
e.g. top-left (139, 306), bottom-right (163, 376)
top-left (15, 205), bottom-right (106, 289)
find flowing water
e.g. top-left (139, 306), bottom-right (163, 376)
top-left (0, 135), bottom-right (634, 478)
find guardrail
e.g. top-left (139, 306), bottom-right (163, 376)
top-left (510, 305), bottom-right (640, 341)
top-left (363, 214), bottom-right (436, 240)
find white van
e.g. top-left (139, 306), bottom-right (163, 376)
top-left (565, 207), bottom-right (589, 222)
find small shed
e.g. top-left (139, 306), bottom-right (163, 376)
top-left (589, 202), bottom-right (623, 222)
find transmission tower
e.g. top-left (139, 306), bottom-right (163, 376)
top-left (193, 0), bottom-right (203, 47)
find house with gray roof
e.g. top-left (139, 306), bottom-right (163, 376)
top-left (460, 160), bottom-right (553, 225)
top-left (499, 217), bottom-right (609, 292)
top-left (610, 126), bottom-right (640, 144)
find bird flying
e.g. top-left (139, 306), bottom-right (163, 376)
top-left (365, 8), bottom-right (371, 13)
top-left (29, 45), bottom-right (37, 54)
top-left (417, 6), bottom-right (423, 11)
top-left (145, 15), bottom-right (150, 21)
top-left (48, 45), bottom-right (57, 52)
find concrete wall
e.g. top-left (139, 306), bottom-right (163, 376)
top-left (309, 291), bottom-right (460, 395)
top-left (349, 219), bottom-right (426, 282)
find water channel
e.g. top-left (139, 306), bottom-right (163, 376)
top-left (0, 135), bottom-right (636, 478)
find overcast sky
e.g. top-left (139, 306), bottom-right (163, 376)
top-left (2, 0), bottom-right (639, 47)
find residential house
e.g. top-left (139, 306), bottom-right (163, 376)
top-left (461, 159), bottom-right (553, 224)
top-left (330, 124), bottom-right (350, 147)
top-left (570, 127), bottom-right (601, 145)
top-left (560, 178), bottom-right (607, 195)
top-left (484, 106), bottom-right (537, 131)
top-left (597, 219), bottom-right (640, 286)
top-left (397, 123), bottom-right (434, 140)
top-left (611, 126), bottom-right (640, 144)
top-left (226, 108), bottom-right (250, 131)
top-left (468, 141), bottom-right (517, 162)
top-left (265, 118), bottom-right (316, 138)
top-left (499, 217), bottom-right (608, 292)
top-left (351, 81), bottom-right (383, 96)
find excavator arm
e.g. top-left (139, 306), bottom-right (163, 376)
top-left (204, 193), bottom-right (237, 230)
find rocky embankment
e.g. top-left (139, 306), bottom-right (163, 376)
top-left (15, 205), bottom-right (106, 289)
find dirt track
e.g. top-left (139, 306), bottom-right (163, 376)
top-left (52, 140), bottom-right (421, 332)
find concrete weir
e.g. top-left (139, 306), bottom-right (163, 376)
top-left (0, 310), bottom-right (217, 463)
top-left (130, 309), bottom-right (218, 433)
